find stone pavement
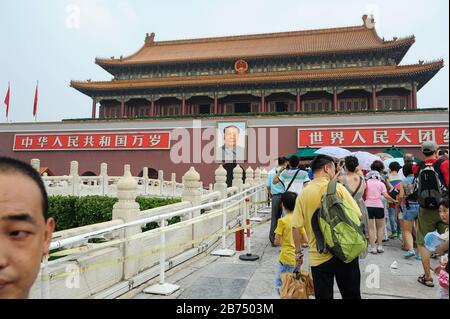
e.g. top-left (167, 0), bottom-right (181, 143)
top-left (131, 210), bottom-right (440, 300)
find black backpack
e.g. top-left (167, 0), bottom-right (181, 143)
top-left (415, 160), bottom-right (448, 209)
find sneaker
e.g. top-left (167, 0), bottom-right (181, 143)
top-left (368, 246), bottom-right (378, 254)
top-left (377, 246), bottom-right (385, 253)
top-left (415, 255), bottom-right (422, 261)
top-left (404, 250), bottom-right (416, 258)
top-left (388, 232), bottom-right (398, 239)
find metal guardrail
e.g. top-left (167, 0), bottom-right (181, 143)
top-left (41, 183), bottom-right (267, 298)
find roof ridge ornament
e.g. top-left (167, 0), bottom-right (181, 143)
top-left (362, 14), bottom-right (375, 29)
top-left (145, 32), bottom-right (156, 46)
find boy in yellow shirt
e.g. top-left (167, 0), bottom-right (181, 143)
top-left (274, 191), bottom-right (303, 295)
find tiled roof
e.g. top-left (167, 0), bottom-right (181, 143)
top-left (71, 60), bottom-right (443, 92)
top-left (95, 16), bottom-right (414, 66)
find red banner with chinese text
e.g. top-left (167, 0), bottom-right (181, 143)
top-left (298, 126), bottom-right (449, 148)
top-left (14, 132), bottom-right (171, 151)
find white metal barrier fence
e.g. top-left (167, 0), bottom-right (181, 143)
top-left (38, 183), bottom-right (268, 299)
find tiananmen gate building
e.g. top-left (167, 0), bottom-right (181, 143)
top-left (0, 15), bottom-right (448, 185)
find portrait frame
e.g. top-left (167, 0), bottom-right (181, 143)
top-left (215, 121), bottom-right (248, 162)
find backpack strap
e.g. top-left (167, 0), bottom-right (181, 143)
top-left (415, 161), bottom-right (428, 178)
top-left (341, 176), bottom-right (363, 198)
top-left (327, 179), bottom-right (338, 196)
top-left (433, 158), bottom-right (448, 191)
top-left (276, 168), bottom-right (286, 188)
top-left (311, 208), bottom-right (325, 253)
top-left (285, 169), bottom-right (301, 192)
top-left (352, 176), bottom-right (364, 197)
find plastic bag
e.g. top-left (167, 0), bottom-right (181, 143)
top-left (280, 270), bottom-right (314, 299)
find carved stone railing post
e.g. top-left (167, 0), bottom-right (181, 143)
top-left (100, 163), bottom-right (108, 196)
top-left (70, 161), bottom-right (80, 196)
top-left (112, 164), bottom-right (141, 280)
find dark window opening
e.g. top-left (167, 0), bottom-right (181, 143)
top-left (138, 168), bottom-right (158, 179)
top-left (361, 100), bottom-right (367, 109)
top-left (275, 102), bottom-right (288, 112)
top-left (400, 98), bottom-right (406, 109)
top-left (377, 99), bottom-right (383, 109)
top-left (234, 103), bottom-right (251, 113)
top-left (346, 102), bottom-right (352, 110)
top-left (385, 100), bottom-right (391, 109)
top-left (392, 99), bottom-right (399, 109)
top-left (81, 171), bottom-right (96, 176)
top-left (199, 104), bottom-right (211, 114)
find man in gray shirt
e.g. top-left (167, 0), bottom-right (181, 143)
top-left (217, 125), bottom-right (246, 162)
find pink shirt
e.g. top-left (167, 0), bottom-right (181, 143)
top-left (364, 178), bottom-right (387, 208)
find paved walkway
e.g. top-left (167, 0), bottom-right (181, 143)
top-left (130, 209), bottom-right (440, 299)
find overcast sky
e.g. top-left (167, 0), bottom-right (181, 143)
top-left (0, 0), bottom-right (448, 123)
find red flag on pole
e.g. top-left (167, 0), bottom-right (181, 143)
top-left (33, 81), bottom-right (38, 118)
top-left (4, 82), bottom-right (10, 118)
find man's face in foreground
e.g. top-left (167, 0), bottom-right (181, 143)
top-left (0, 173), bottom-right (54, 299)
top-left (224, 127), bottom-right (239, 148)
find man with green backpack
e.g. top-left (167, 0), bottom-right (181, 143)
top-left (292, 155), bottom-right (366, 299)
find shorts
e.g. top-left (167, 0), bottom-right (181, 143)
top-left (416, 207), bottom-right (448, 246)
top-left (401, 203), bottom-right (419, 221)
top-left (275, 262), bottom-right (297, 295)
top-left (367, 207), bottom-right (385, 219)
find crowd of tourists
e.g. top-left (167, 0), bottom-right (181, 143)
top-left (267, 142), bottom-right (449, 299)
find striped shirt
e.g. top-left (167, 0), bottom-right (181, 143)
top-left (279, 169), bottom-right (310, 194)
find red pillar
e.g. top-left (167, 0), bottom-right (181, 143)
top-left (120, 97), bottom-right (125, 117)
top-left (412, 83), bottom-right (417, 109)
top-left (150, 100), bottom-right (155, 116)
top-left (261, 94), bottom-right (265, 113)
top-left (296, 91), bottom-right (301, 112)
top-left (91, 97), bottom-right (97, 119)
top-left (371, 86), bottom-right (377, 111)
top-left (408, 90), bottom-right (413, 109)
top-left (214, 94), bottom-right (218, 114)
top-left (333, 88), bottom-right (338, 112)
top-left (181, 96), bottom-right (186, 115)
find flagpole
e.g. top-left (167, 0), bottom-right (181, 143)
top-left (34, 80), bottom-right (38, 122)
top-left (4, 81), bottom-right (10, 123)
top-left (35, 80), bottom-right (38, 122)
top-left (6, 81), bottom-right (9, 123)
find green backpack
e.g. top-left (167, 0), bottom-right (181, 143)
top-left (311, 180), bottom-right (367, 263)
